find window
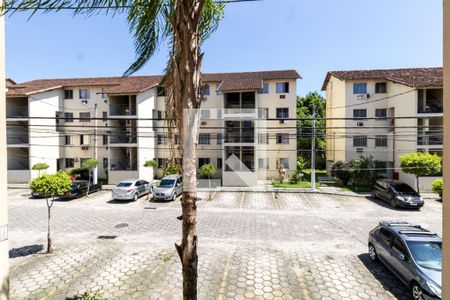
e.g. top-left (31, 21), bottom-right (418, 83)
top-left (379, 228), bottom-right (392, 245)
top-left (353, 136), bottom-right (367, 147)
top-left (157, 111), bottom-right (164, 120)
top-left (217, 109), bottom-right (222, 120)
top-left (79, 89), bottom-right (90, 100)
top-left (203, 85), bottom-right (210, 96)
top-left (276, 108), bottom-right (289, 119)
top-left (217, 133), bottom-right (222, 145)
top-left (103, 135), bottom-right (108, 145)
top-left (198, 158), bottom-right (210, 168)
top-left (276, 133), bottom-right (289, 144)
top-left (276, 82), bottom-right (289, 93)
top-left (199, 133), bottom-right (210, 145)
top-left (157, 86), bottom-right (166, 97)
top-left (100, 88), bottom-right (108, 99)
top-left (64, 135), bottom-right (72, 145)
top-left (200, 109), bottom-right (210, 120)
top-left (353, 83), bottom-right (367, 94)
top-left (103, 158), bottom-right (108, 168)
top-left (64, 112), bottom-right (74, 122)
top-left (375, 108), bottom-right (387, 119)
top-left (157, 158), bottom-right (168, 168)
top-left (391, 237), bottom-right (407, 257)
top-left (175, 135), bottom-right (180, 145)
top-left (64, 90), bottom-right (73, 100)
top-left (65, 158), bottom-right (74, 168)
top-left (353, 109), bottom-right (367, 119)
top-left (157, 134), bottom-right (168, 145)
top-left (277, 158), bottom-right (289, 169)
top-left (217, 158), bottom-right (223, 169)
top-left (216, 85), bottom-right (222, 96)
top-left (102, 111), bottom-right (108, 121)
top-left (375, 135), bottom-right (388, 147)
top-left (375, 82), bottom-right (387, 94)
top-left (79, 112), bottom-right (91, 122)
top-left (258, 158), bottom-right (269, 169)
top-left (80, 135), bottom-right (90, 145)
top-left (258, 133), bottom-right (269, 144)
top-left (258, 83), bottom-right (269, 94)
top-left (258, 108), bottom-right (269, 119)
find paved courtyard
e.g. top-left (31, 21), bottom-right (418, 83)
top-left (7, 188), bottom-right (442, 299)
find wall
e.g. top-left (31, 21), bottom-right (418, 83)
top-left (109, 170), bottom-right (139, 185)
top-left (0, 14), bottom-right (9, 300)
top-left (137, 89), bottom-right (156, 182)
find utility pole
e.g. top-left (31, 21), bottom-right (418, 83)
top-left (311, 104), bottom-right (316, 192)
top-left (93, 103), bottom-right (98, 185)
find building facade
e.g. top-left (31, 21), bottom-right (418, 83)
top-left (6, 70), bottom-right (300, 187)
top-left (323, 68), bottom-right (443, 191)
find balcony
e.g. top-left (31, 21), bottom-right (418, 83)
top-left (224, 121), bottom-right (255, 144)
top-left (417, 133), bottom-right (443, 146)
top-left (7, 121), bottom-right (29, 146)
top-left (109, 119), bottom-right (137, 145)
top-left (417, 89), bottom-right (443, 114)
top-left (7, 148), bottom-right (29, 170)
top-left (6, 97), bottom-right (28, 118)
top-left (110, 147), bottom-right (138, 171)
top-left (109, 95), bottom-right (137, 116)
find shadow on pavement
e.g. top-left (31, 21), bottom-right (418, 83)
top-left (364, 196), bottom-right (421, 212)
top-left (358, 253), bottom-right (410, 300)
top-left (9, 244), bottom-right (43, 258)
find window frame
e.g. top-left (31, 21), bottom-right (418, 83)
top-left (64, 90), bottom-right (73, 100)
top-left (353, 135), bottom-right (367, 147)
top-left (276, 133), bottom-right (289, 145)
top-left (375, 82), bottom-right (387, 94)
top-left (276, 82), bottom-right (289, 94)
top-left (375, 108), bottom-right (388, 119)
top-left (353, 83), bottom-right (367, 95)
top-left (353, 109), bottom-right (367, 119)
top-left (276, 108), bottom-right (289, 119)
top-left (198, 133), bottom-right (211, 145)
top-left (79, 89), bottom-right (90, 100)
top-left (375, 135), bottom-right (388, 147)
top-left (79, 112), bottom-right (91, 122)
top-left (258, 83), bottom-right (269, 94)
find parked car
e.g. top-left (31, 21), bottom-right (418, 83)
top-left (368, 221), bottom-right (441, 300)
top-left (63, 181), bottom-right (102, 199)
top-left (153, 175), bottom-right (182, 201)
top-left (371, 179), bottom-right (424, 209)
top-left (112, 179), bottom-right (152, 201)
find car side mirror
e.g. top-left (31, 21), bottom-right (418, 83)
top-left (399, 253), bottom-right (406, 261)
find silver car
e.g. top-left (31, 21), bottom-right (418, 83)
top-left (153, 175), bottom-right (183, 201)
top-left (112, 179), bottom-right (152, 201)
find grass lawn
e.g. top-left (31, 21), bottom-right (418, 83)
top-left (272, 181), bottom-right (319, 189)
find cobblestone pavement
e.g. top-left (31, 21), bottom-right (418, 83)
top-left (7, 189), bottom-right (442, 299)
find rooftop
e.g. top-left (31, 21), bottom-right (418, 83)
top-left (7, 70), bottom-right (301, 97)
top-left (322, 67), bottom-right (443, 91)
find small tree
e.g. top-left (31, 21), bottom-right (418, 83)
top-left (30, 171), bottom-right (72, 253)
top-left (163, 164), bottom-right (181, 177)
top-left (400, 152), bottom-right (442, 194)
top-left (32, 162), bottom-right (49, 177)
top-left (291, 156), bottom-right (308, 183)
top-left (144, 160), bottom-right (158, 179)
top-left (81, 159), bottom-right (99, 196)
top-left (331, 161), bottom-right (351, 186)
top-left (199, 163), bottom-right (217, 200)
top-left (350, 155), bottom-right (383, 187)
top-left (432, 179), bottom-right (443, 199)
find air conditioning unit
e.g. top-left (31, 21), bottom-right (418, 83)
top-left (279, 95), bottom-right (286, 99)
top-left (357, 94), bottom-right (365, 100)
top-left (366, 93), bottom-right (371, 99)
top-left (357, 122), bottom-right (364, 127)
top-left (81, 146), bottom-right (89, 150)
top-left (81, 99), bottom-right (88, 104)
top-left (356, 148), bottom-right (364, 153)
top-left (279, 119), bottom-right (285, 124)
top-left (201, 121), bottom-right (207, 125)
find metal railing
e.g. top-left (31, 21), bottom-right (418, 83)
top-left (109, 104), bottom-right (137, 116)
top-left (417, 133), bottom-right (443, 146)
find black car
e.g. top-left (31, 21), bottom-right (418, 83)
top-left (372, 179), bottom-right (424, 209)
top-left (368, 222), bottom-right (441, 300)
top-left (63, 181), bottom-right (102, 199)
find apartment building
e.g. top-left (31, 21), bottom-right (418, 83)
top-left (323, 67), bottom-right (443, 191)
top-left (6, 70), bottom-right (300, 187)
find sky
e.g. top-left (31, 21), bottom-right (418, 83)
top-left (5, 0), bottom-right (443, 96)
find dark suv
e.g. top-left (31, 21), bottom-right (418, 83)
top-left (368, 221), bottom-right (441, 300)
top-left (372, 179), bottom-right (424, 209)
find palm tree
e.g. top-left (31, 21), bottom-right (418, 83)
top-left (2, 1), bottom-right (224, 298)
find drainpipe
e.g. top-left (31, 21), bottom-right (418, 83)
top-left (0, 14), bottom-right (9, 300)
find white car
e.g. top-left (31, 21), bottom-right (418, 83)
top-left (112, 179), bottom-right (152, 201)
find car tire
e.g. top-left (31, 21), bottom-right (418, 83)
top-left (133, 193), bottom-right (139, 201)
top-left (368, 243), bottom-right (378, 262)
top-left (171, 193), bottom-right (176, 202)
top-left (411, 283), bottom-right (425, 300)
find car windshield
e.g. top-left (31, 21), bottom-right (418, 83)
top-left (159, 179), bottom-right (175, 187)
top-left (117, 182), bottom-right (132, 187)
top-left (393, 184), bottom-right (417, 195)
top-left (407, 241), bottom-right (442, 270)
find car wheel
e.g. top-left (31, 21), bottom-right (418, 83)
top-left (390, 198), bottom-right (397, 208)
top-left (171, 193), bottom-right (176, 202)
top-left (368, 243), bottom-right (378, 261)
top-left (133, 193), bottom-right (139, 201)
top-left (411, 283), bottom-right (425, 300)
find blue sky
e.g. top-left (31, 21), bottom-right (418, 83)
top-left (5, 0), bottom-right (443, 96)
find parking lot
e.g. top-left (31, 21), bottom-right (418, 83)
top-left (7, 188), bottom-right (442, 299)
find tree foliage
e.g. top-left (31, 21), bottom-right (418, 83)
top-left (296, 92), bottom-right (326, 169)
top-left (400, 152), bottom-right (442, 194)
top-left (199, 163), bottom-right (216, 179)
top-left (144, 160), bottom-right (158, 168)
top-left (350, 155), bottom-right (383, 187)
top-left (291, 156), bottom-right (307, 183)
top-left (32, 162), bottom-right (50, 171)
top-left (432, 179), bottom-right (443, 198)
top-left (330, 161), bottom-right (351, 186)
top-left (163, 164), bottom-right (181, 176)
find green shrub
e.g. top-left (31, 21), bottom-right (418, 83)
top-left (79, 292), bottom-right (107, 300)
top-left (330, 161), bottom-right (351, 186)
top-left (432, 179), bottom-right (443, 198)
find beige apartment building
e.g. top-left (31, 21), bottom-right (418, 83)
top-left (323, 67), bottom-right (443, 191)
top-left (6, 70), bottom-right (300, 187)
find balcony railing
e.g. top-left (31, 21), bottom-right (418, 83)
top-left (109, 134), bottom-right (137, 144)
top-left (417, 133), bottom-right (443, 146)
top-left (110, 159), bottom-right (138, 171)
top-left (224, 134), bottom-right (255, 143)
top-left (7, 136), bottom-right (29, 145)
top-left (109, 104), bottom-right (137, 116)
top-left (418, 106), bottom-right (443, 114)
top-left (6, 106), bottom-right (28, 118)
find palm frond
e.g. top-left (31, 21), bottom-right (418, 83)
top-left (199, 0), bottom-right (224, 42)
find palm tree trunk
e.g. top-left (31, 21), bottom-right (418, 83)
top-left (170, 1), bottom-right (205, 298)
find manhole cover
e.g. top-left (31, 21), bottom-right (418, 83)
top-left (97, 235), bottom-right (117, 240)
top-left (114, 223), bottom-right (129, 229)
